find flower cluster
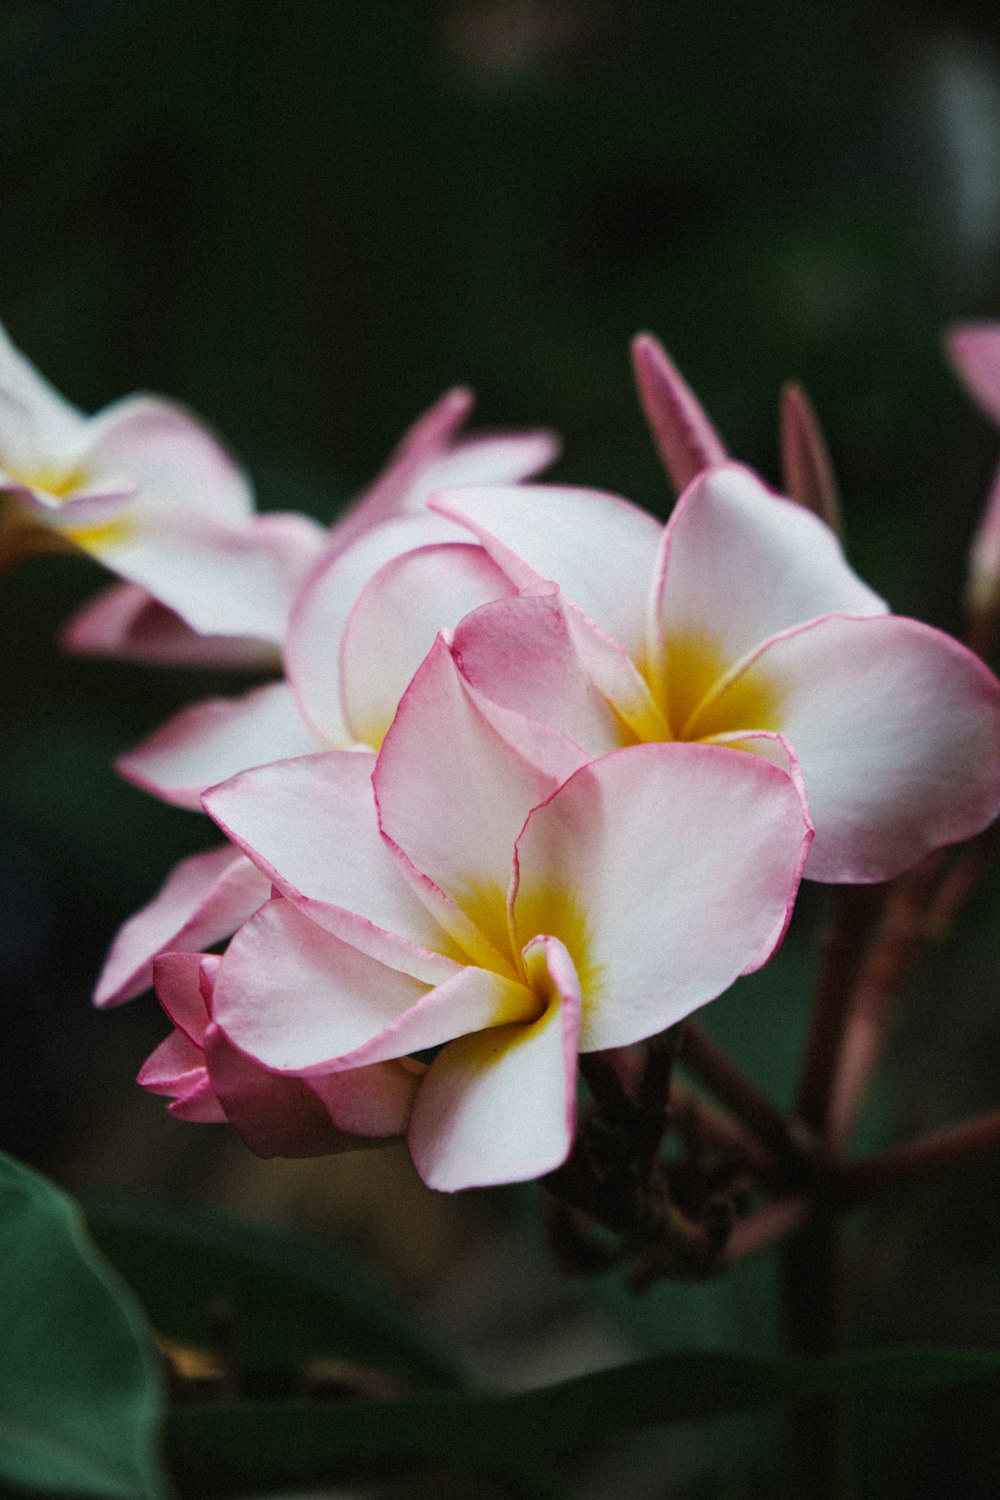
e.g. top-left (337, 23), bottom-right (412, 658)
top-left (9, 321), bottom-right (1000, 1192)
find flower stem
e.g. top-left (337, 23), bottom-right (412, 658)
top-left (835, 1105), bottom-right (1000, 1199)
top-left (780, 1212), bottom-right (854, 1500)
top-left (823, 857), bottom-right (942, 1156)
top-left (681, 1022), bottom-right (808, 1163)
top-left (795, 886), bottom-right (879, 1132)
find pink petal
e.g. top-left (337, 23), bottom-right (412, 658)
top-left (310, 963), bottom-right (540, 1072)
top-left (429, 483), bottom-right (662, 659)
top-left (323, 389), bottom-right (475, 558)
top-left (630, 333), bottom-right (728, 494)
top-left (308, 1060), bottom-right (422, 1139)
top-left (0, 320), bottom-right (86, 460)
top-left (706, 613), bottom-right (1000, 882)
top-left (62, 582), bottom-right (280, 669)
top-left (89, 514), bottom-right (323, 642)
top-left (373, 636), bottom-right (565, 969)
top-left (137, 1029), bottom-right (204, 1094)
top-left (452, 591), bottom-right (665, 752)
top-left (117, 681), bottom-right (317, 809)
top-left (151, 950), bottom-right (214, 1043)
top-left (285, 510), bottom-right (462, 744)
top-left (948, 322), bottom-right (1000, 427)
top-left (407, 935), bottom-right (581, 1191)
top-left (512, 741), bottom-right (812, 1051)
top-left (325, 387), bottom-right (558, 560)
top-left (202, 1023), bottom-right (374, 1157)
top-left (651, 463), bottom-right (887, 732)
top-left (212, 897), bottom-right (429, 1072)
top-left (168, 1078), bottom-right (228, 1124)
top-left (203, 750), bottom-right (456, 982)
top-left (84, 394), bottom-right (254, 527)
top-left (339, 541), bottom-right (518, 747)
top-left (966, 460), bottom-right (1000, 610)
top-left (13, 484), bottom-right (136, 532)
top-left (93, 845), bottom-right (270, 1008)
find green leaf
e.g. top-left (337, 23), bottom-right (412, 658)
top-left (164, 1347), bottom-right (1000, 1497)
top-left (85, 1195), bottom-right (464, 1394)
top-left (0, 1154), bottom-right (165, 1499)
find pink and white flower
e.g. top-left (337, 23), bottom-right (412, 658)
top-left (157, 636), bottom-right (812, 1189)
top-left (0, 320), bottom-right (324, 647)
top-left (432, 461), bottom-right (1000, 882)
top-left (94, 401), bottom-right (556, 1004)
top-left (65, 384), bottom-right (557, 667)
top-left (140, 949), bottom-right (420, 1158)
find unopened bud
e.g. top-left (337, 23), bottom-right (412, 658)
top-left (631, 332), bottom-right (728, 496)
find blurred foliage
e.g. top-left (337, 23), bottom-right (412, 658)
top-left (4, 2), bottom-right (1000, 1495)
top-left (0, 1153), bottom-right (165, 1499)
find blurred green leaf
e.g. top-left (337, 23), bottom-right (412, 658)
top-left (164, 1346), bottom-right (1000, 1496)
top-left (86, 1195), bottom-right (464, 1393)
top-left (0, 1154), bottom-right (165, 1499)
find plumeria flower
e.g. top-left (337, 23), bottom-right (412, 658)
top-left (65, 384), bottom-right (557, 667)
top-left (0, 320), bottom-right (324, 648)
top-left (140, 949), bottom-right (420, 1157)
top-left (431, 460), bottom-right (1000, 882)
top-left (94, 413), bottom-right (555, 1005)
top-left (147, 635), bottom-right (812, 1189)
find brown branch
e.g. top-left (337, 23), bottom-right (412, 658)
top-left (721, 1195), bottom-right (811, 1266)
top-left (823, 856), bottom-right (942, 1157)
top-left (669, 1081), bottom-right (776, 1179)
top-left (681, 1022), bottom-right (806, 1161)
top-left (835, 1105), bottom-right (1000, 1199)
top-left (795, 885), bottom-right (879, 1131)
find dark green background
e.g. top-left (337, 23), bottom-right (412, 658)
top-left (4, 5), bottom-right (1000, 1495)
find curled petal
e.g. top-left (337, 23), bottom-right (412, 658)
top-left (212, 897), bottom-right (429, 1073)
top-left (707, 613), bottom-right (1000, 882)
top-left (430, 483), bottom-right (662, 659)
top-left (286, 510), bottom-right (462, 744)
top-left (512, 741), bottom-right (812, 1051)
top-left (94, 845), bottom-right (270, 1007)
top-left (340, 542), bottom-right (517, 747)
top-left (313, 963), bottom-right (540, 1073)
top-left (204, 750), bottom-right (456, 981)
top-left (84, 394), bottom-right (254, 527)
top-left (202, 1024), bottom-right (376, 1157)
top-left (118, 681), bottom-right (317, 809)
top-left (326, 387), bottom-right (558, 560)
top-left (374, 636), bottom-right (566, 969)
top-left (407, 935), bottom-right (581, 1191)
top-left (308, 1061), bottom-right (422, 1140)
top-left (137, 1028), bottom-right (204, 1096)
top-left (151, 950), bottom-right (217, 1043)
top-left (63, 582), bottom-right (280, 669)
top-left (451, 593), bottom-right (631, 757)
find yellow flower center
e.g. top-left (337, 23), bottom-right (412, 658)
top-left (638, 630), bottom-right (783, 749)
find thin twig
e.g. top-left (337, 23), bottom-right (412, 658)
top-left (681, 1022), bottom-right (806, 1161)
top-left (722, 1195), bottom-right (811, 1266)
top-left (823, 857), bottom-right (942, 1157)
top-left (669, 1081), bottom-right (776, 1178)
top-left (835, 1105), bottom-right (1000, 1199)
top-left (795, 886), bottom-right (879, 1131)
